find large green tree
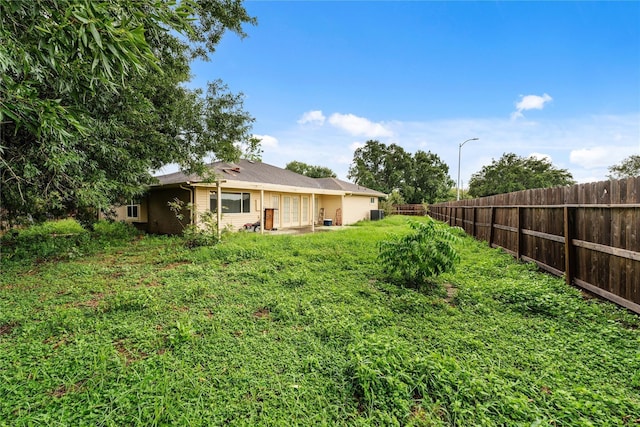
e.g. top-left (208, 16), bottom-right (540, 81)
top-left (468, 153), bottom-right (575, 197)
top-left (285, 161), bottom-right (336, 178)
top-left (410, 150), bottom-right (454, 203)
top-left (348, 140), bottom-right (413, 197)
top-left (347, 140), bottom-right (388, 192)
top-left (1, 0), bottom-right (258, 221)
top-left (607, 155), bottom-right (640, 179)
top-left (347, 140), bottom-right (453, 204)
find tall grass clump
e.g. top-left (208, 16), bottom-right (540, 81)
top-left (92, 220), bottom-right (140, 240)
top-left (1, 218), bottom-right (89, 262)
top-left (1, 219), bottom-right (141, 264)
top-left (378, 218), bottom-right (460, 289)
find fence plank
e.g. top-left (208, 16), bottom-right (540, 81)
top-left (564, 207), bottom-right (574, 287)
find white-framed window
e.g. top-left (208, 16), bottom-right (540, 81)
top-left (210, 192), bottom-right (251, 214)
top-left (370, 197), bottom-right (376, 204)
top-left (292, 196), bottom-right (299, 223)
top-left (283, 196), bottom-right (291, 223)
top-left (302, 196), bottom-right (309, 223)
top-left (127, 200), bottom-right (140, 219)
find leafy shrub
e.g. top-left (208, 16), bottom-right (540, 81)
top-left (378, 218), bottom-right (459, 289)
top-left (102, 289), bottom-right (155, 313)
top-left (1, 219), bottom-right (89, 262)
top-left (168, 198), bottom-right (221, 248)
top-left (167, 319), bottom-right (195, 347)
top-left (14, 218), bottom-right (85, 237)
top-left (92, 220), bottom-right (140, 240)
top-left (380, 189), bottom-right (406, 217)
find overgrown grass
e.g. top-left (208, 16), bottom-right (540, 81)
top-left (1, 216), bottom-right (638, 426)
top-left (1, 219), bottom-right (140, 264)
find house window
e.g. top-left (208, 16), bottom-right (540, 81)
top-left (302, 197), bottom-right (309, 223)
top-left (370, 197), bottom-right (376, 204)
top-left (210, 192), bottom-right (251, 214)
top-left (127, 200), bottom-right (140, 218)
top-left (283, 197), bottom-right (291, 223)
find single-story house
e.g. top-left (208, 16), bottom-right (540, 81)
top-left (109, 159), bottom-right (386, 234)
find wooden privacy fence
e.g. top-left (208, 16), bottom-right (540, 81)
top-left (391, 204), bottom-right (427, 216)
top-left (428, 177), bottom-right (640, 314)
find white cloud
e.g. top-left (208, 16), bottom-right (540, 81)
top-left (253, 134), bottom-right (279, 148)
top-left (511, 93), bottom-right (553, 120)
top-left (328, 113), bottom-right (393, 138)
top-left (569, 146), bottom-right (636, 169)
top-left (297, 110), bottom-right (325, 125)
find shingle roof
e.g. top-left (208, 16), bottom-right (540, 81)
top-left (154, 159), bottom-right (386, 196)
top-left (314, 178), bottom-right (387, 196)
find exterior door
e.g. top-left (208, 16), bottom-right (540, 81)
top-left (282, 196), bottom-right (291, 227)
top-left (282, 195), bottom-right (300, 228)
top-left (292, 196), bottom-right (299, 225)
top-left (302, 196), bottom-right (309, 225)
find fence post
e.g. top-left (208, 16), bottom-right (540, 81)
top-left (489, 206), bottom-right (496, 248)
top-left (563, 206), bottom-right (575, 286)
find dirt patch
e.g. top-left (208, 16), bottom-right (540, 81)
top-left (444, 283), bottom-right (457, 305)
top-left (114, 340), bottom-right (148, 365)
top-left (253, 307), bottom-right (270, 319)
top-left (72, 293), bottom-right (105, 309)
top-left (51, 379), bottom-right (86, 398)
top-left (0, 321), bottom-right (19, 336)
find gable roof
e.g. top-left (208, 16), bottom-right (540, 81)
top-left (154, 159), bottom-right (386, 197)
top-left (314, 177), bottom-right (386, 196)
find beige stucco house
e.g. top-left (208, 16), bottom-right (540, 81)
top-left (111, 159), bottom-right (385, 234)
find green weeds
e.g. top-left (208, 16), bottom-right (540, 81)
top-left (379, 218), bottom-right (460, 289)
top-left (1, 219), bottom-right (140, 264)
top-left (1, 216), bottom-right (638, 425)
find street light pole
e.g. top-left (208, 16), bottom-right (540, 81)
top-left (457, 137), bottom-right (479, 201)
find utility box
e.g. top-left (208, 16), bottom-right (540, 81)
top-left (370, 209), bottom-right (385, 221)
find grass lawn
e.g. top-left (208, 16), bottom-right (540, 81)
top-left (1, 216), bottom-right (639, 426)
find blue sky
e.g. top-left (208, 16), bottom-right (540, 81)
top-left (182, 1), bottom-right (640, 186)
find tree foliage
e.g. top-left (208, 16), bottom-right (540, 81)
top-left (285, 161), bottom-right (336, 178)
top-left (347, 140), bottom-right (454, 203)
top-left (607, 155), bottom-right (640, 179)
top-left (0, 0), bottom-right (258, 222)
top-left (468, 153), bottom-right (575, 198)
top-left (380, 189), bottom-right (405, 217)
